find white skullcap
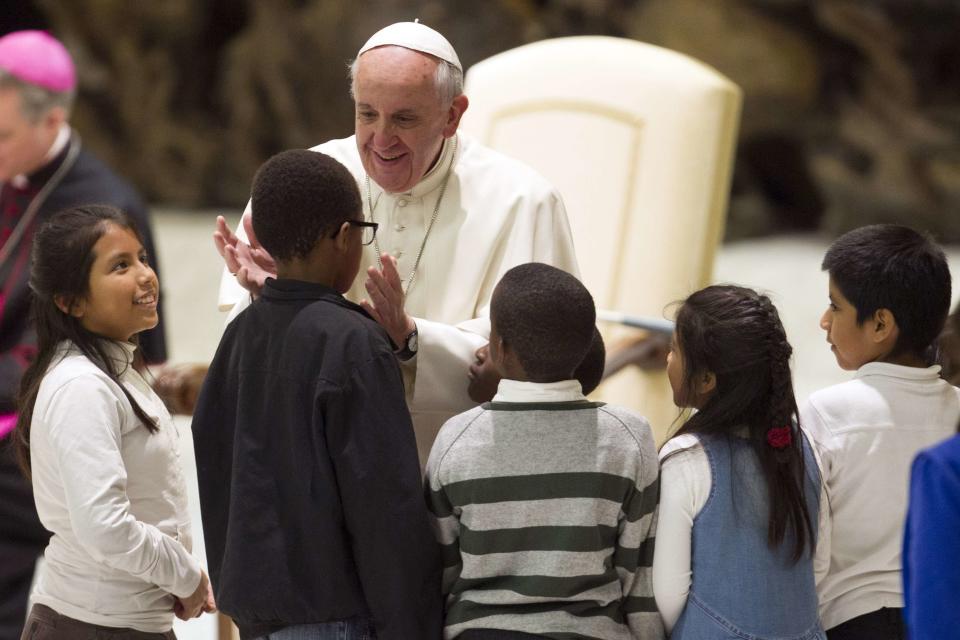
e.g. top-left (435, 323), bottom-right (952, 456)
top-left (357, 21), bottom-right (462, 72)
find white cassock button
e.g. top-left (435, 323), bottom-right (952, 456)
top-left (395, 223), bottom-right (405, 232)
top-left (397, 199), bottom-right (408, 207)
top-left (396, 250), bottom-right (404, 259)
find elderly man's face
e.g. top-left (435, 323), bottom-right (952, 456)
top-left (353, 46), bottom-right (466, 194)
top-left (0, 87), bottom-right (62, 182)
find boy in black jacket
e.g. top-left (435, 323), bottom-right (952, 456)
top-left (192, 150), bottom-right (442, 639)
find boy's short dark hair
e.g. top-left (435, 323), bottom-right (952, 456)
top-left (575, 328), bottom-right (605, 395)
top-left (251, 150), bottom-right (361, 262)
top-left (823, 224), bottom-right (952, 357)
top-left (491, 263), bottom-right (595, 382)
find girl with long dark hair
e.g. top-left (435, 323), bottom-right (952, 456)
top-left (652, 285), bottom-right (825, 640)
top-left (14, 205), bottom-right (213, 639)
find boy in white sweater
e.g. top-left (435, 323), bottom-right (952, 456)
top-left (801, 224), bottom-right (959, 640)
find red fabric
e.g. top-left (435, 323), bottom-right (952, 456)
top-left (766, 425), bottom-right (793, 449)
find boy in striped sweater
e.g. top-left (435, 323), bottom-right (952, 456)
top-left (425, 263), bottom-right (664, 640)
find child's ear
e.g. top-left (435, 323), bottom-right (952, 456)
top-left (333, 221), bottom-right (352, 253)
top-left (871, 308), bottom-right (898, 344)
top-left (697, 371), bottom-right (717, 397)
top-left (491, 335), bottom-right (507, 365)
top-left (491, 335), bottom-right (518, 376)
top-left (54, 295), bottom-right (84, 318)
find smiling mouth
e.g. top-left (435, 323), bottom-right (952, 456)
top-left (135, 293), bottom-right (157, 306)
top-left (373, 150), bottom-right (406, 163)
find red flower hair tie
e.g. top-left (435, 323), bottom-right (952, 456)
top-left (767, 425), bottom-right (792, 449)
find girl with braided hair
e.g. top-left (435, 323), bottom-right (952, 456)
top-left (652, 284), bottom-right (825, 640)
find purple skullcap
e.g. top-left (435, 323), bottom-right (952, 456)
top-left (0, 30), bottom-right (76, 92)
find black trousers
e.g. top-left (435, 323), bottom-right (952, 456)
top-left (827, 607), bottom-right (906, 640)
top-left (0, 441), bottom-right (50, 640)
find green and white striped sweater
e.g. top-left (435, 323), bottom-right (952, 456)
top-left (425, 395), bottom-right (664, 640)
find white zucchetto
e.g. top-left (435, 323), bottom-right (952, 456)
top-left (357, 21), bottom-right (462, 72)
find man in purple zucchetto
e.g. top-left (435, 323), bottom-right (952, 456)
top-left (0, 30), bottom-right (166, 640)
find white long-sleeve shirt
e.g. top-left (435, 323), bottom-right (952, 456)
top-left (29, 341), bottom-right (201, 632)
top-left (800, 362), bottom-right (960, 630)
top-left (652, 433), bottom-right (830, 633)
top-left (219, 132), bottom-right (579, 463)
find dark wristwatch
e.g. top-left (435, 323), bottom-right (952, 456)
top-left (395, 327), bottom-right (419, 362)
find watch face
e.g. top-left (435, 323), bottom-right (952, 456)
top-left (408, 332), bottom-right (419, 353)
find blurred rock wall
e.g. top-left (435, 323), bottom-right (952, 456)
top-left (8, 0), bottom-right (959, 239)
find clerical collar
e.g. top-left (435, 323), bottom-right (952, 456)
top-left (366, 133), bottom-right (458, 205)
top-left (9, 124), bottom-right (72, 190)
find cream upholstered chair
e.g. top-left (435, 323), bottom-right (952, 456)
top-left (460, 36), bottom-right (742, 442)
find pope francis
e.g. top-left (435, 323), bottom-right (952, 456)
top-left (216, 21), bottom-right (579, 462)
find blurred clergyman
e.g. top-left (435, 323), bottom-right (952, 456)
top-left (0, 30), bottom-right (166, 640)
top-left (216, 21), bottom-right (580, 463)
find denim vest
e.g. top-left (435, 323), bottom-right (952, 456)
top-left (672, 433), bottom-right (825, 640)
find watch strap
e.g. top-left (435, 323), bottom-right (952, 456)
top-left (395, 327), bottom-right (418, 362)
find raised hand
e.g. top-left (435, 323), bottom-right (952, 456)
top-left (212, 215), bottom-right (239, 262)
top-left (360, 253), bottom-right (416, 348)
top-left (212, 214), bottom-right (277, 296)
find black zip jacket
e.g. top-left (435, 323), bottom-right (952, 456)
top-left (192, 278), bottom-right (442, 639)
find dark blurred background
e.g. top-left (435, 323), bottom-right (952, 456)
top-left (3, 0), bottom-right (959, 241)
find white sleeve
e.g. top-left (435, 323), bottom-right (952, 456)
top-left (813, 466), bottom-right (832, 586)
top-left (525, 190), bottom-right (580, 279)
top-left (799, 399), bottom-right (834, 480)
top-left (800, 401), bottom-right (833, 585)
top-left (408, 191), bottom-right (579, 415)
top-left (44, 376), bottom-right (202, 597)
top-left (407, 316), bottom-right (489, 414)
top-left (652, 437), bottom-right (710, 633)
top-left (217, 201), bottom-right (253, 313)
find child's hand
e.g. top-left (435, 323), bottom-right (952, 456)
top-left (202, 580), bottom-right (217, 614)
top-left (175, 570), bottom-right (215, 620)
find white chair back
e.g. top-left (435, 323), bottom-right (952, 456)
top-left (461, 36), bottom-right (742, 440)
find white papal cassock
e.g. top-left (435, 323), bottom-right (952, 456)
top-left (218, 132), bottom-right (579, 463)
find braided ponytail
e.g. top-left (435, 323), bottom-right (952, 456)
top-left (673, 285), bottom-right (816, 562)
top-left (754, 294), bottom-right (815, 561)
top-left (758, 296), bottom-right (794, 428)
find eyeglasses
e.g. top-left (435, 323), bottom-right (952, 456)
top-left (333, 219), bottom-right (379, 245)
top-left (351, 220), bottom-right (379, 245)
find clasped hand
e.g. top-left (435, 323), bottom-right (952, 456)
top-left (174, 569), bottom-right (216, 620)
